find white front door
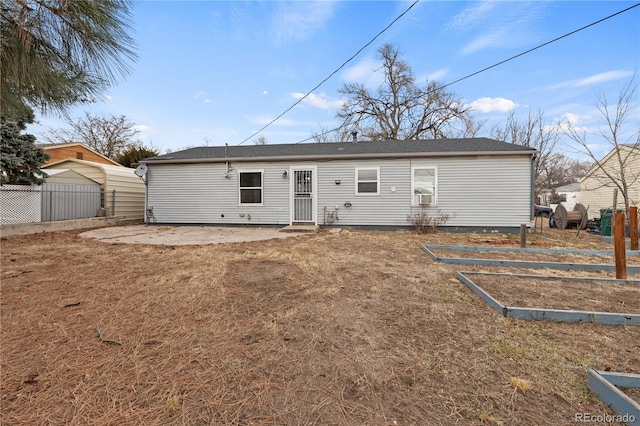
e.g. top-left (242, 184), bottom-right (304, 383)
top-left (291, 168), bottom-right (316, 224)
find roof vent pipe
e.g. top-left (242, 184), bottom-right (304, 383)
top-left (351, 131), bottom-right (358, 143)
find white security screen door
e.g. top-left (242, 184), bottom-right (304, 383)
top-left (292, 169), bottom-right (315, 223)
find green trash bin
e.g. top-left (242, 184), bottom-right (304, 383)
top-left (600, 208), bottom-right (625, 236)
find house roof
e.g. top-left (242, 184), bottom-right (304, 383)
top-left (580, 144), bottom-right (640, 182)
top-left (555, 182), bottom-right (581, 192)
top-left (39, 142), bottom-right (122, 166)
top-left (142, 138), bottom-right (536, 164)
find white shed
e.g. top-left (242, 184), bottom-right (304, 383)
top-left (43, 159), bottom-right (146, 220)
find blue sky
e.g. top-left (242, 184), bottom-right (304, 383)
top-left (31, 1), bottom-right (639, 159)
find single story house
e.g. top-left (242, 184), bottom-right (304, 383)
top-left (40, 142), bottom-right (122, 166)
top-left (43, 159), bottom-right (146, 220)
top-left (140, 138), bottom-right (537, 231)
top-left (580, 145), bottom-right (640, 218)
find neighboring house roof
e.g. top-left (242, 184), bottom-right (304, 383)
top-left (555, 183), bottom-right (581, 192)
top-left (580, 144), bottom-right (640, 182)
top-left (142, 138), bottom-right (536, 164)
top-left (39, 142), bottom-right (122, 167)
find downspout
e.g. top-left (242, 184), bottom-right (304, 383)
top-left (143, 171), bottom-right (148, 224)
top-left (530, 152), bottom-right (538, 220)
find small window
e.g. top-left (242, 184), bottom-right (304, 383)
top-left (239, 171), bottom-right (263, 204)
top-left (76, 152), bottom-right (84, 160)
top-left (355, 167), bottom-right (379, 195)
top-left (412, 167), bottom-right (437, 205)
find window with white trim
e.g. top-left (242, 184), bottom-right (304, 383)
top-left (412, 167), bottom-right (437, 205)
top-left (239, 171), bottom-right (263, 204)
top-left (355, 167), bottom-right (379, 195)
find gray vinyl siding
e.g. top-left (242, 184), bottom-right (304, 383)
top-left (146, 155), bottom-right (533, 228)
top-left (316, 159), bottom-right (409, 226)
top-left (315, 156), bottom-right (532, 227)
top-left (146, 162), bottom-right (290, 225)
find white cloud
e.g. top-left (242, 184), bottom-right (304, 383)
top-left (460, 28), bottom-right (511, 55)
top-left (426, 68), bottom-right (448, 82)
top-left (547, 70), bottom-right (634, 91)
top-left (134, 124), bottom-right (152, 132)
top-left (342, 58), bottom-right (384, 88)
top-left (193, 91), bottom-right (212, 104)
top-left (563, 112), bottom-right (581, 125)
top-left (574, 70), bottom-right (634, 87)
top-left (272, 2), bottom-right (336, 43)
top-left (291, 92), bottom-right (343, 110)
top-left (467, 97), bottom-right (517, 113)
top-left (133, 124), bottom-right (155, 143)
top-left (447, 1), bottom-right (498, 30)
top-left (557, 112), bottom-right (597, 135)
top-left (454, 2), bottom-right (546, 55)
top-left (262, 90), bottom-right (268, 95)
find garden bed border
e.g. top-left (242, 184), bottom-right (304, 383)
top-left (422, 244), bottom-right (640, 274)
top-left (587, 370), bottom-right (640, 425)
top-left (454, 271), bottom-right (640, 326)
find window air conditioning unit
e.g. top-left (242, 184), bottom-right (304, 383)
top-left (417, 194), bottom-right (432, 205)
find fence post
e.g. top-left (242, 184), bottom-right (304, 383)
top-left (614, 212), bottom-right (627, 279)
top-left (630, 205), bottom-right (639, 251)
top-left (112, 189), bottom-right (116, 216)
top-left (49, 188), bottom-right (53, 222)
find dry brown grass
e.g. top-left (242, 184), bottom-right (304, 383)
top-left (1, 227), bottom-right (639, 425)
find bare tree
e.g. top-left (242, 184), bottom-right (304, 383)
top-left (311, 125), bottom-right (353, 143)
top-left (491, 109), bottom-right (563, 200)
top-left (44, 113), bottom-right (140, 160)
top-left (566, 77), bottom-right (640, 218)
top-left (337, 44), bottom-right (475, 141)
top-left (252, 135), bottom-right (268, 145)
top-left (541, 153), bottom-right (592, 203)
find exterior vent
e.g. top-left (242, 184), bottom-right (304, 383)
top-left (416, 194), bottom-right (432, 205)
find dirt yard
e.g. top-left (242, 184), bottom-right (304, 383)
top-left (1, 226), bottom-right (639, 425)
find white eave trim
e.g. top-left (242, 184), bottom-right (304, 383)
top-left (140, 150), bottom-right (537, 165)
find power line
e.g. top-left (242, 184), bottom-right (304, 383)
top-left (438, 2), bottom-right (640, 92)
top-left (293, 2), bottom-right (640, 144)
top-left (236, 0), bottom-right (420, 146)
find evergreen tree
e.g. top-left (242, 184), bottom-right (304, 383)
top-left (117, 145), bottom-right (160, 168)
top-left (1, 0), bottom-right (137, 116)
top-left (0, 107), bottom-right (49, 185)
